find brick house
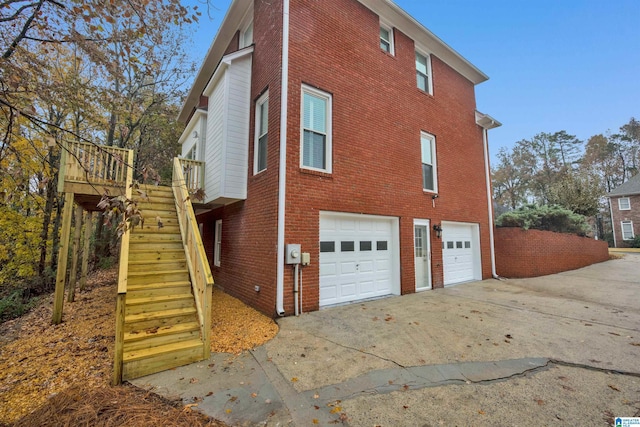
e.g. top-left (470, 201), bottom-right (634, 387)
top-left (177, 0), bottom-right (501, 317)
top-left (607, 174), bottom-right (640, 247)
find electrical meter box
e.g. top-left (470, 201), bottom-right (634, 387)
top-left (286, 244), bottom-right (301, 264)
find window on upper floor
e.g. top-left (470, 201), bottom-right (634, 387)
top-left (241, 21), bottom-right (253, 48)
top-left (214, 219), bottom-right (222, 267)
top-left (421, 132), bottom-right (437, 192)
top-left (380, 23), bottom-right (394, 54)
top-left (416, 51), bottom-right (433, 94)
top-left (619, 197), bottom-right (631, 210)
top-left (621, 220), bottom-right (634, 240)
top-left (301, 85), bottom-right (332, 173)
top-left (254, 91), bottom-right (269, 174)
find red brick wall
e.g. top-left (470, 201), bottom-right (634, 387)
top-left (494, 228), bottom-right (609, 278)
top-left (609, 195), bottom-right (640, 248)
top-left (196, 0), bottom-right (284, 317)
top-left (284, 0), bottom-right (493, 313)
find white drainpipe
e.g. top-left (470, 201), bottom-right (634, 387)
top-left (275, 0), bottom-right (290, 316)
top-left (482, 127), bottom-right (499, 279)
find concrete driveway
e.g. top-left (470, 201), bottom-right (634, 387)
top-left (134, 254), bottom-right (640, 426)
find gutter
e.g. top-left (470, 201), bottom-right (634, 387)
top-left (476, 112), bottom-right (502, 279)
top-left (275, 0), bottom-right (290, 316)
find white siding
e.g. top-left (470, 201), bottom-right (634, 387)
top-left (201, 52), bottom-right (252, 205)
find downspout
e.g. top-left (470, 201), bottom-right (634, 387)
top-left (608, 198), bottom-right (617, 248)
top-left (479, 116), bottom-right (500, 279)
top-left (275, 0), bottom-right (290, 316)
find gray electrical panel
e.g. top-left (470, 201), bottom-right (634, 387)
top-left (286, 244), bottom-right (301, 264)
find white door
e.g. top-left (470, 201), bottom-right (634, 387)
top-left (442, 222), bottom-right (480, 285)
top-left (414, 220), bottom-right (431, 290)
top-left (319, 213), bottom-right (399, 307)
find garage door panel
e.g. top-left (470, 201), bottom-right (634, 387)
top-left (443, 223), bottom-right (479, 286)
top-left (319, 214), bottom-right (397, 306)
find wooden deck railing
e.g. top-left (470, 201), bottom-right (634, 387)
top-left (172, 158), bottom-right (213, 359)
top-left (58, 141), bottom-right (132, 192)
top-left (177, 158), bottom-right (205, 195)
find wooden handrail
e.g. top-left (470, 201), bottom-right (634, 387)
top-left (61, 141), bottom-right (132, 187)
top-left (113, 148), bottom-right (135, 385)
top-left (177, 158), bottom-right (205, 195)
top-left (172, 158), bottom-right (214, 358)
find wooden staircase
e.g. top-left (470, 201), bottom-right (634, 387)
top-left (120, 185), bottom-right (205, 380)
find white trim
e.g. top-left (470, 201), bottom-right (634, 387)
top-left (202, 46), bottom-right (254, 96)
top-left (253, 90), bottom-right (269, 175)
top-left (413, 219), bottom-right (432, 291)
top-left (420, 131), bottom-right (437, 193)
top-left (178, 109), bottom-right (207, 146)
top-left (621, 220), bottom-right (635, 240)
top-left (379, 21), bottom-right (394, 55)
top-left (415, 49), bottom-right (433, 95)
top-left (300, 84), bottom-right (333, 173)
top-left (276, 0), bottom-right (290, 316)
top-left (214, 219), bottom-right (222, 267)
top-left (618, 197), bottom-right (631, 211)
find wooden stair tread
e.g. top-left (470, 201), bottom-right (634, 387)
top-left (125, 306), bottom-right (196, 323)
top-left (128, 269), bottom-right (188, 277)
top-left (127, 280), bottom-right (191, 290)
top-left (123, 339), bottom-right (203, 362)
top-left (124, 322), bottom-right (200, 342)
top-left (126, 293), bottom-right (193, 306)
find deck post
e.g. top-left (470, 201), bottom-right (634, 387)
top-left (52, 192), bottom-right (74, 324)
top-left (67, 204), bottom-right (84, 302)
top-left (80, 211), bottom-right (93, 291)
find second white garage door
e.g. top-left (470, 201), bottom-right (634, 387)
top-left (319, 213), bottom-right (400, 307)
top-left (442, 222), bottom-right (481, 286)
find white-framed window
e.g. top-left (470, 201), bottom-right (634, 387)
top-left (380, 23), bottom-right (394, 54)
top-left (301, 85), bottom-right (332, 173)
top-left (618, 197), bottom-right (631, 210)
top-left (416, 50), bottom-right (433, 94)
top-left (254, 91), bottom-right (269, 174)
top-left (214, 220), bottom-right (222, 267)
top-left (185, 143), bottom-right (197, 160)
top-left (241, 21), bottom-right (253, 48)
top-left (421, 132), bottom-right (437, 192)
top-left (621, 221), bottom-right (634, 240)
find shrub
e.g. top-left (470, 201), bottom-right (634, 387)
top-left (495, 204), bottom-right (592, 237)
top-left (631, 235), bottom-right (640, 249)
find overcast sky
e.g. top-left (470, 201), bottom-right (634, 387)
top-left (187, 0), bottom-right (640, 161)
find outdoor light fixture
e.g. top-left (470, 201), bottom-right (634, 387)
top-left (433, 224), bottom-right (442, 238)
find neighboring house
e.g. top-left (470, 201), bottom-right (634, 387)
top-left (607, 174), bottom-right (640, 247)
top-left (178, 0), bottom-right (501, 317)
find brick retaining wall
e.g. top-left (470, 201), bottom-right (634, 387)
top-left (494, 228), bottom-right (609, 278)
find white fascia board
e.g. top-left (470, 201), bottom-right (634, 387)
top-left (202, 46), bottom-right (255, 97)
top-left (475, 111), bottom-right (502, 129)
top-left (178, 109), bottom-right (207, 146)
top-left (359, 0), bottom-right (489, 85)
top-left (178, 0), bottom-right (253, 123)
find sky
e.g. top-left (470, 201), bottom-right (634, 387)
top-left (186, 0), bottom-right (640, 161)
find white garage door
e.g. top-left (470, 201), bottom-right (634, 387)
top-left (442, 222), bottom-right (480, 285)
top-left (319, 213), bottom-right (399, 307)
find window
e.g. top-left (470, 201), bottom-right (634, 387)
top-left (416, 51), bottom-right (432, 94)
top-left (241, 21), bottom-right (253, 48)
top-left (376, 241), bottom-right (388, 251)
top-left (421, 132), bottom-right (437, 192)
top-left (341, 241), bottom-right (355, 252)
top-left (619, 197), bottom-right (631, 210)
top-left (214, 220), bottom-right (222, 267)
top-left (320, 241), bottom-right (335, 253)
top-left (185, 143), bottom-right (197, 160)
top-left (301, 85), bottom-right (332, 172)
top-left (621, 221), bottom-right (634, 240)
top-left (360, 241), bottom-right (372, 251)
top-left (380, 23), bottom-right (394, 54)
top-left (254, 91), bottom-right (269, 174)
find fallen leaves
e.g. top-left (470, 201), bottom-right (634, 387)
top-left (210, 288), bottom-right (279, 354)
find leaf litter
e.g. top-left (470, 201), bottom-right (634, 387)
top-left (1, 266), bottom-right (278, 425)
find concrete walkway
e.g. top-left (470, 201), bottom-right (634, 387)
top-left (133, 254), bottom-right (640, 426)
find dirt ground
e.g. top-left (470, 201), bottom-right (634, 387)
top-left (0, 267), bottom-right (279, 426)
